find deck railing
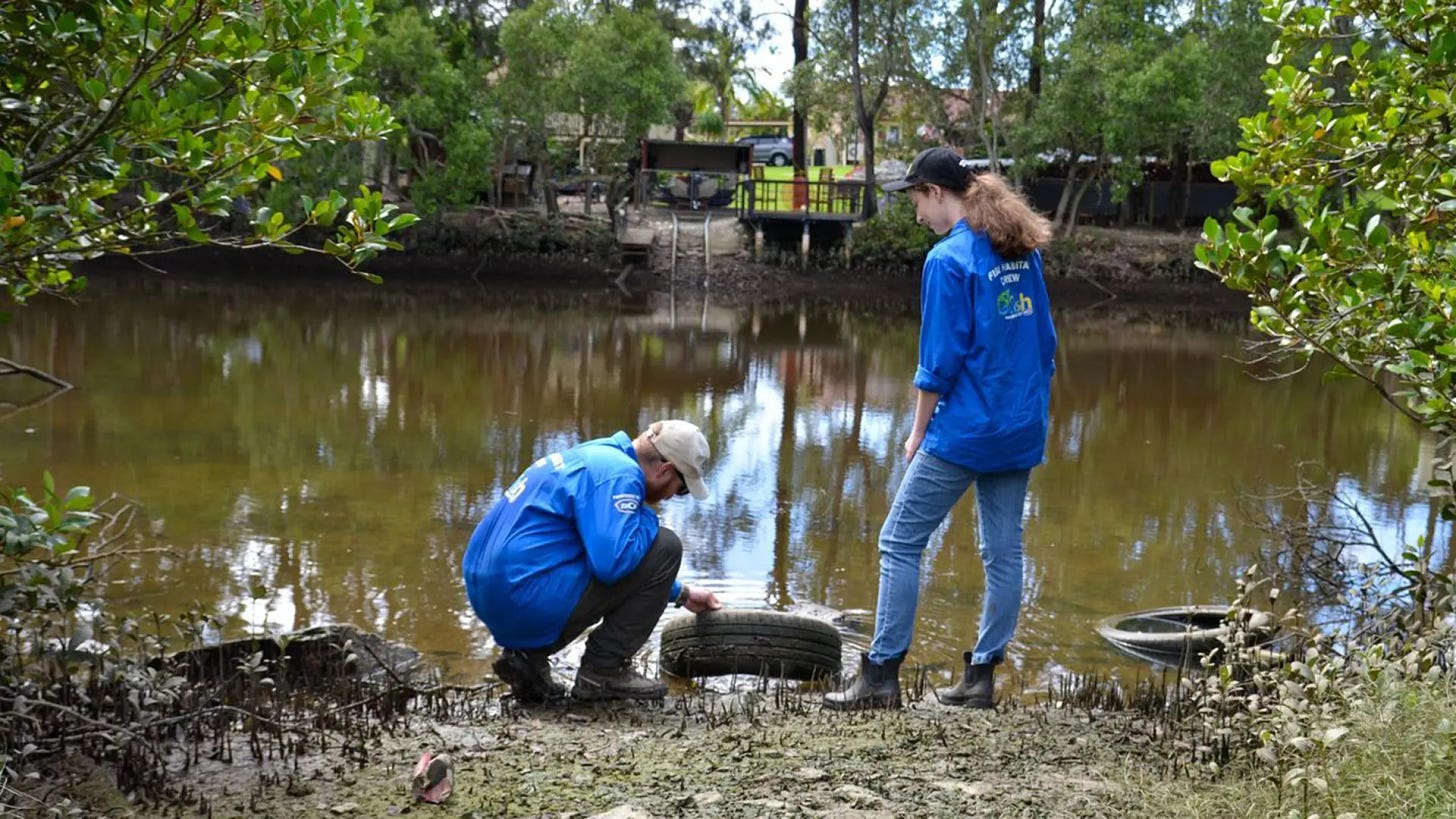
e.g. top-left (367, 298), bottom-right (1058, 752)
top-left (636, 170), bottom-right (867, 218)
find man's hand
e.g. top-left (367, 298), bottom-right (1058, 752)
top-left (683, 586), bottom-right (722, 614)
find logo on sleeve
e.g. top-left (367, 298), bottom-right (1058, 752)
top-left (504, 477), bottom-right (527, 502)
top-left (612, 494), bottom-right (639, 514)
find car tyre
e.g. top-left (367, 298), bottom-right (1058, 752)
top-left (1095, 605), bottom-right (1277, 660)
top-left (659, 610), bottom-right (842, 681)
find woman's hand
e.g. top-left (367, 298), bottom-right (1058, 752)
top-left (903, 431), bottom-right (924, 462)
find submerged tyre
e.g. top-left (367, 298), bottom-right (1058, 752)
top-left (1095, 605), bottom-right (1275, 659)
top-left (659, 610), bottom-right (842, 680)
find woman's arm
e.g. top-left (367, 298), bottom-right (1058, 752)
top-left (904, 388), bottom-right (940, 461)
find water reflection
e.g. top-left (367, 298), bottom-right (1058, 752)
top-left (0, 278), bottom-right (1446, 691)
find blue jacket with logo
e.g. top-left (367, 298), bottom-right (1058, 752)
top-left (462, 432), bottom-right (682, 649)
top-left (914, 220), bottom-right (1057, 472)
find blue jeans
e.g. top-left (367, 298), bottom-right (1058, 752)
top-left (868, 450), bottom-right (1031, 667)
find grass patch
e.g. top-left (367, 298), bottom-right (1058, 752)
top-left (1122, 674), bottom-right (1456, 818)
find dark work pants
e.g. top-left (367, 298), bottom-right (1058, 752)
top-left (544, 527), bottom-right (682, 671)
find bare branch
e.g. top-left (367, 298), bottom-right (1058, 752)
top-left (0, 358), bottom-right (72, 390)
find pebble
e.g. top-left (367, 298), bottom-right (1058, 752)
top-left (693, 791), bottom-right (723, 806)
top-left (833, 784), bottom-right (883, 805)
top-left (329, 803), bottom-right (361, 815)
top-left (795, 766), bottom-right (829, 781)
top-left (932, 779), bottom-right (991, 797)
top-left (587, 806), bottom-right (652, 819)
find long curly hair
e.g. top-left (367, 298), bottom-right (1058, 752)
top-left (958, 173), bottom-right (1051, 259)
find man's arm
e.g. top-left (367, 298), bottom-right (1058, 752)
top-left (573, 473), bottom-right (660, 584)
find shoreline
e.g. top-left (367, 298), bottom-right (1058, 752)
top-left (76, 225), bottom-right (1250, 318)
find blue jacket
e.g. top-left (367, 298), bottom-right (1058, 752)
top-left (462, 432), bottom-right (682, 649)
top-left (914, 220), bottom-right (1057, 472)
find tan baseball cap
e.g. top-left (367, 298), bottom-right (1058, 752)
top-left (648, 420), bottom-right (711, 500)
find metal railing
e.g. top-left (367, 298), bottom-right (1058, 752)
top-left (635, 170), bottom-right (867, 218)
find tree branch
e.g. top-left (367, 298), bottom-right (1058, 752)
top-left (0, 358), bottom-right (72, 390)
top-left (23, 4), bottom-right (207, 186)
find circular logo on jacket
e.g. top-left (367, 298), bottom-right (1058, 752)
top-left (612, 493), bottom-right (639, 514)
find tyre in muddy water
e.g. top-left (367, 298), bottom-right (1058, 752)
top-left (659, 610), bottom-right (842, 681)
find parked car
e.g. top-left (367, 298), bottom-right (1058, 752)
top-left (736, 134), bottom-right (793, 166)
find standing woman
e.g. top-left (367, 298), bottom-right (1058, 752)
top-left (825, 148), bottom-right (1056, 711)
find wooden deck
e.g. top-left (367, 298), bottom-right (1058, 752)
top-left (636, 170), bottom-right (868, 223)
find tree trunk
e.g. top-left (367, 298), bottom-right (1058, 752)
top-left (848, 0), bottom-right (892, 219)
top-left (1062, 159), bottom-right (1105, 238)
top-left (1164, 141), bottom-right (1189, 230)
top-left (1051, 162), bottom-right (1079, 232)
top-left (977, 44), bottom-right (997, 164)
top-left (538, 135), bottom-right (558, 216)
top-left (792, 0), bottom-right (809, 170)
top-left (1030, 0), bottom-right (1046, 100)
top-left (860, 125), bottom-right (878, 219)
top-left (1064, 175), bottom-right (1094, 237)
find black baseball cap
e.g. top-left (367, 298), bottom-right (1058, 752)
top-left (881, 147), bottom-right (977, 192)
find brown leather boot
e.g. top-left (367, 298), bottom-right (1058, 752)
top-left (823, 652), bottom-right (902, 711)
top-left (571, 661), bottom-right (668, 701)
top-left (936, 651), bottom-right (995, 708)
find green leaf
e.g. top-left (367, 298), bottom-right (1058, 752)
top-left (1432, 32), bottom-right (1456, 64)
top-left (182, 67), bottom-right (222, 96)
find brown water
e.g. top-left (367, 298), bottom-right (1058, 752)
top-left (0, 277), bottom-right (1445, 692)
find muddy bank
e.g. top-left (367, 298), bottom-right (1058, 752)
top-left (49, 684), bottom-right (1166, 818)
top-left (77, 220), bottom-right (1245, 317)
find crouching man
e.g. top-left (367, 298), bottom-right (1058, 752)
top-left (463, 420), bottom-right (722, 703)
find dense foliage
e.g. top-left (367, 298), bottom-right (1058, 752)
top-left (1198, 0), bottom-right (1456, 463)
top-left (1173, 2), bottom-right (1456, 813)
top-left (0, 1), bottom-right (416, 303)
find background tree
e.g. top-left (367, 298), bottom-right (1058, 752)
top-left (357, 3), bottom-right (497, 213)
top-left (810, 0), bottom-right (933, 218)
top-left (561, 3), bottom-right (684, 178)
top-left (793, 0), bottom-right (810, 170)
top-left (0, 0), bottom-right (413, 304)
top-left (1019, 0), bottom-right (1271, 235)
top-left (927, 0), bottom-right (1032, 165)
top-left (1144, 0), bottom-right (1268, 226)
top-left (677, 2), bottom-right (771, 130)
top-left (1197, 0), bottom-right (1456, 508)
top-left (495, 0), bottom-right (578, 214)
top-left (498, 1), bottom-right (680, 220)
top-left (1018, 0), bottom-right (1120, 234)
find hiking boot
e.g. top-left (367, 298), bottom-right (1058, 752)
top-left (936, 652), bottom-right (995, 708)
top-left (823, 652), bottom-right (902, 711)
top-left (493, 649), bottom-right (565, 704)
top-left (571, 661), bottom-right (668, 701)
